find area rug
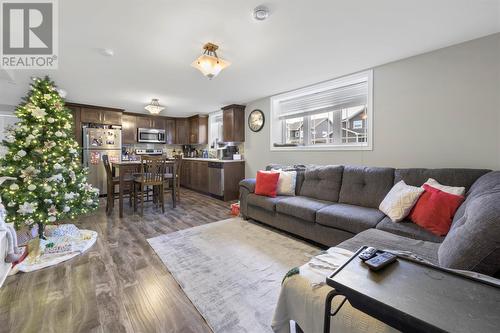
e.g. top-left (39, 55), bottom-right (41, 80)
top-left (147, 217), bottom-right (319, 333)
top-left (14, 224), bottom-right (97, 273)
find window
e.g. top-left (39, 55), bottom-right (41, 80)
top-left (208, 111), bottom-right (223, 148)
top-left (270, 70), bottom-right (372, 150)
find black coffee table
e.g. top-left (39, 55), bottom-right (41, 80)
top-left (324, 246), bottom-right (500, 333)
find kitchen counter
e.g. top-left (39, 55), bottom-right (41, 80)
top-left (117, 158), bottom-right (244, 164)
top-left (182, 158), bottom-right (244, 163)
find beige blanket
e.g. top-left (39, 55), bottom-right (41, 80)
top-left (272, 247), bottom-right (399, 333)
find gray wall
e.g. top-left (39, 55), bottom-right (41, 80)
top-left (244, 33), bottom-right (500, 177)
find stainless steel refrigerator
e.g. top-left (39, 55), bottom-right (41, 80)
top-left (82, 128), bottom-right (122, 196)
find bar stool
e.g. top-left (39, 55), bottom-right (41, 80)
top-left (133, 156), bottom-right (167, 216)
top-left (102, 155), bottom-right (134, 215)
top-left (163, 158), bottom-right (180, 208)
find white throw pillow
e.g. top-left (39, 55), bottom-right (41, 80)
top-left (379, 180), bottom-right (424, 222)
top-left (424, 178), bottom-right (465, 196)
top-left (276, 170), bottom-right (297, 196)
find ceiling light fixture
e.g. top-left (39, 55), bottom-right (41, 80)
top-left (144, 98), bottom-right (165, 114)
top-left (191, 42), bottom-right (231, 80)
top-left (253, 6), bottom-right (269, 21)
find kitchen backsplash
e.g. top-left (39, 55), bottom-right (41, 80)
top-left (122, 143), bottom-right (244, 159)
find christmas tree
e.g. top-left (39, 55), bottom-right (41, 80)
top-left (0, 76), bottom-right (99, 231)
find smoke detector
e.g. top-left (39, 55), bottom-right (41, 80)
top-left (99, 48), bottom-right (115, 57)
top-left (253, 6), bottom-right (269, 21)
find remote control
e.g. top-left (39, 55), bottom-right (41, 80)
top-left (358, 247), bottom-right (378, 261)
top-left (364, 252), bottom-right (397, 271)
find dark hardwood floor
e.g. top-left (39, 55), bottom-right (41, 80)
top-left (0, 189), bottom-right (234, 333)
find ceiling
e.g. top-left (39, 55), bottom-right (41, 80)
top-left (1, 0), bottom-right (499, 116)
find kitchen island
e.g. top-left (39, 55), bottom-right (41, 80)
top-left (180, 158), bottom-right (245, 201)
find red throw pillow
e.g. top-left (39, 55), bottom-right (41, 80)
top-left (409, 184), bottom-right (465, 236)
top-left (255, 171), bottom-right (280, 197)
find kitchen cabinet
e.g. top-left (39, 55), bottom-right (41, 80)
top-left (101, 110), bottom-right (122, 125)
top-left (180, 160), bottom-right (209, 193)
top-left (80, 107), bottom-right (122, 125)
top-left (121, 113), bottom-right (136, 144)
top-left (135, 115), bottom-right (150, 129)
top-left (189, 115), bottom-right (208, 145)
top-left (180, 159), bottom-right (244, 201)
top-left (193, 161), bottom-right (209, 192)
top-left (66, 104), bottom-right (82, 147)
top-left (222, 104), bottom-right (245, 142)
top-left (175, 118), bottom-right (189, 144)
top-left (222, 162), bottom-right (245, 201)
top-left (151, 117), bottom-right (164, 129)
top-left (164, 118), bottom-right (176, 144)
top-left (135, 115), bottom-right (164, 129)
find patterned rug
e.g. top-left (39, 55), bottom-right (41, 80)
top-left (147, 217), bottom-right (319, 333)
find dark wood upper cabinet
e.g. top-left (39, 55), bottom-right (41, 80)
top-left (135, 115), bottom-right (151, 129)
top-left (78, 105), bottom-right (123, 125)
top-left (222, 104), bottom-right (245, 142)
top-left (151, 117), bottom-right (164, 130)
top-left (68, 101), bottom-right (212, 146)
top-left (164, 118), bottom-right (176, 144)
top-left (121, 113), bottom-right (136, 144)
top-left (175, 118), bottom-right (189, 144)
top-left (80, 107), bottom-right (102, 124)
top-left (101, 110), bottom-right (122, 125)
top-left (135, 115), bottom-right (164, 129)
top-left (188, 115), bottom-right (208, 145)
top-left (66, 104), bottom-right (82, 147)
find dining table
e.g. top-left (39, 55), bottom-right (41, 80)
top-left (111, 159), bottom-right (175, 218)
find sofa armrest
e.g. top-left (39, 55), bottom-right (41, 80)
top-left (239, 178), bottom-right (256, 193)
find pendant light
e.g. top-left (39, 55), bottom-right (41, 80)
top-left (145, 99), bottom-right (165, 114)
top-left (191, 43), bottom-right (231, 79)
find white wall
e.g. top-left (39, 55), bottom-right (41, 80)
top-left (244, 33), bottom-right (500, 177)
top-left (0, 105), bottom-right (17, 142)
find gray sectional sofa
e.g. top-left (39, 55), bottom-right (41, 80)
top-left (239, 165), bottom-right (500, 277)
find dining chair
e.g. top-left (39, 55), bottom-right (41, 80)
top-left (102, 155), bottom-right (134, 215)
top-left (173, 154), bottom-right (183, 202)
top-left (133, 155), bottom-right (167, 216)
top-left (163, 157), bottom-right (181, 208)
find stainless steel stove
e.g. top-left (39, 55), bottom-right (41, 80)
top-left (135, 149), bottom-right (163, 155)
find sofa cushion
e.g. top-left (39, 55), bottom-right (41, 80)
top-left (276, 196), bottom-right (331, 222)
top-left (255, 171), bottom-right (280, 197)
top-left (247, 193), bottom-right (287, 212)
top-left (276, 170), bottom-right (297, 196)
top-left (299, 165), bottom-right (344, 202)
top-left (378, 180), bottom-right (424, 222)
top-left (337, 229), bottom-right (440, 264)
top-left (394, 168), bottom-right (490, 193)
top-left (316, 203), bottom-right (385, 234)
top-left (338, 166), bottom-right (395, 208)
top-left (266, 164), bottom-right (306, 195)
top-left (376, 217), bottom-right (444, 243)
top-left (438, 171), bottom-right (500, 276)
top-left (409, 184), bottom-right (464, 236)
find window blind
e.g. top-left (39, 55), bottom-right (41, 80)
top-left (277, 80), bottom-right (367, 119)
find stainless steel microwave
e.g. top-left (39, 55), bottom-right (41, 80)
top-left (137, 128), bottom-right (166, 143)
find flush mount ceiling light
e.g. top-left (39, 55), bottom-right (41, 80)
top-left (144, 98), bottom-right (165, 114)
top-left (253, 6), bottom-right (269, 21)
top-left (191, 42), bottom-right (231, 80)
